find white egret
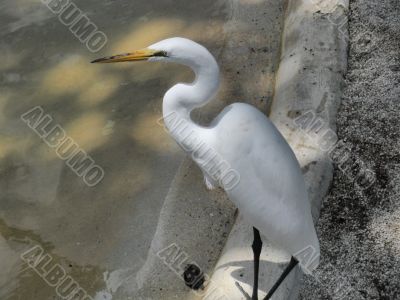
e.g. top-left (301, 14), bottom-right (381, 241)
top-left (92, 37), bottom-right (320, 299)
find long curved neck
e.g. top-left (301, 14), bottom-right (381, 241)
top-left (162, 54), bottom-right (220, 135)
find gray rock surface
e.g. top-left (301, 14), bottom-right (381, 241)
top-left (300, 0), bottom-right (400, 299)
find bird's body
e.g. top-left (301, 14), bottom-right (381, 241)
top-left (167, 100), bottom-right (319, 269)
top-left (211, 103), bottom-right (319, 264)
top-left (93, 37), bottom-right (320, 299)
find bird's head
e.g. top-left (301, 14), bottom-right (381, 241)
top-left (91, 37), bottom-right (216, 70)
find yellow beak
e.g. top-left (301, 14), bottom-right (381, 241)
top-left (91, 49), bottom-right (167, 63)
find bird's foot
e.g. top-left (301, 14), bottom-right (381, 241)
top-left (203, 175), bottom-right (216, 190)
top-left (235, 281), bottom-right (252, 300)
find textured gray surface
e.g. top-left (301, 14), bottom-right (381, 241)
top-left (300, 0), bottom-right (400, 299)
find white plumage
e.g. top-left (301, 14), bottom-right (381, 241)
top-left (151, 38), bottom-right (319, 266)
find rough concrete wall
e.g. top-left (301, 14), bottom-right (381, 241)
top-left (271, 0), bottom-right (349, 221)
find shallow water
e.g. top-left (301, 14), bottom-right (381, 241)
top-left (0, 0), bottom-right (231, 299)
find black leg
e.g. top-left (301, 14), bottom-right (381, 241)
top-left (252, 227), bottom-right (263, 300)
top-left (263, 256), bottom-right (298, 300)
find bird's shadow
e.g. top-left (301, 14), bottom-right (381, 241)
top-left (235, 281), bottom-right (252, 300)
top-left (215, 258), bottom-right (300, 299)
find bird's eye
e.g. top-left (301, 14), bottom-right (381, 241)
top-left (153, 51), bottom-right (168, 57)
